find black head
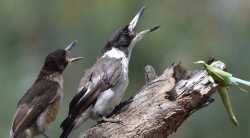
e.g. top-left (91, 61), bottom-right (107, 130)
top-left (42, 41), bottom-right (83, 73)
top-left (43, 49), bottom-right (68, 72)
top-left (103, 7), bottom-right (159, 54)
top-left (104, 25), bottom-right (136, 53)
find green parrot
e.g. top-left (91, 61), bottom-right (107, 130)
top-left (194, 60), bottom-right (250, 126)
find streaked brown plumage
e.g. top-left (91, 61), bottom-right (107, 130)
top-left (10, 41), bottom-right (83, 138)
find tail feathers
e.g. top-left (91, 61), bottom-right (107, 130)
top-left (60, 117), bottom-right (75, 138)
top-left (60, 117), bottom-right (71, 129)
top-left (11, 131), bottom-right (27, 138)
top-left (10, 128), bottom-right (14, 138)
top-left (230, 76), bottom-right (250, 86)
top-left (10, 127), bottom-right (22, 138)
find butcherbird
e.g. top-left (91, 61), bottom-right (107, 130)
top-left (10, 41), bottom-right (83, 138)
top-left (60, 7), bottom-right (159, 138)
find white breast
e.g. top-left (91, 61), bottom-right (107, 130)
top-left (102, 48), bottom-right (129, 75)
top-left (102, 47), bottom-right (129, 97)
top-left (90, 48), bottom-right (130, 119)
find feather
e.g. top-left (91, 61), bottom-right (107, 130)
top-left (60, 57), bottom-right (123, 138)
top-left (11, 80), bottom-right (59, 137)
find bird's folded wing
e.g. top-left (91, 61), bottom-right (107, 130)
top-left (68, 57), bottom-right (123, 118)
top-left (68, 87), bottom-right (87, 114)
top-left (12, 80), bottom-right (59, 134)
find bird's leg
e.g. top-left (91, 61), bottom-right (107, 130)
top-left (41, 132), bottom-right (49, 138)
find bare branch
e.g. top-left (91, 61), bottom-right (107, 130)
top-left (79, 61), bottom-right (225, 138)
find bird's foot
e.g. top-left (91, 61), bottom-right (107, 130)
top-left (41, 132), bottom-right (49, 138)
top-left (99, 116), bottom-right (124, 125)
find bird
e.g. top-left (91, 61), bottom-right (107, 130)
top-left (60, 7), bottom-right (159, 138)
top-left (194, 60), bottom-right (250, 126)
top-left (10, 40), bottom-right (83, 138)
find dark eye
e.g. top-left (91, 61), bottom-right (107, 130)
top-left (118, 35), bottom-right (130, 47)
top-left (120, 36), bottom-right (127, 43)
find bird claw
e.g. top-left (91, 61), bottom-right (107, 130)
top-left (41, 132), bottom-right (49, 138)
top-left (99, 116), bottom-right (125, 125)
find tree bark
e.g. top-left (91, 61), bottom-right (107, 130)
top-left (79, 61), bottom-right (225, 138)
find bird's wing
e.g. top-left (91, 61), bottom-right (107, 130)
top-left (68, 57), bottom-right (122, 119)
top-left (68, 87), bottom-right (87, 115)
top-left (60, 57), bottom-right (123, 138)
top-left (12, 80), bottom-right (59, 135)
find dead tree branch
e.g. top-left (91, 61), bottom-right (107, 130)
top-left (79, 61), bottom-right (225, 138)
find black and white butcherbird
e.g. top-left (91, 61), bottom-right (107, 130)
top-left (10, 41), bottom-right (83, 138)
top-left (60, 7), bottom-right (159, 138)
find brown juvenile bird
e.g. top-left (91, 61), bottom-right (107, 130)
top-left (10, 41), bottom-right (83, 138)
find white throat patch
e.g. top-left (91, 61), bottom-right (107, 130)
top-left (102, 48), bottom-right (126, 59)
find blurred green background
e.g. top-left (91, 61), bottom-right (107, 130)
top-left (1, 0), bottom-right (250, 138)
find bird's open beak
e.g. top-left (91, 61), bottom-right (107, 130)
top-left (128, 6), bottom-right (160, 40)
top-left (65, 40), bottom-right (78, 51)
top-left (65, 40), bottom-right (84, 63)
top-left (136, 26), bottom-right (160, 36)
top-left (128, 6), bottom-right (145, 31)
top-left (68, 57), bottom-right (84, 63)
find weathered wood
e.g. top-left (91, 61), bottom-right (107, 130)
top-left (144, 65), bottom-right (158, 84)
top-left (79, 61), bottom-right (225, 138)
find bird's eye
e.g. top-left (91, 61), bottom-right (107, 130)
top-left (118, 35), bottom-right (130, 47)
top-left (120, 36), bottom-right (127, 43)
